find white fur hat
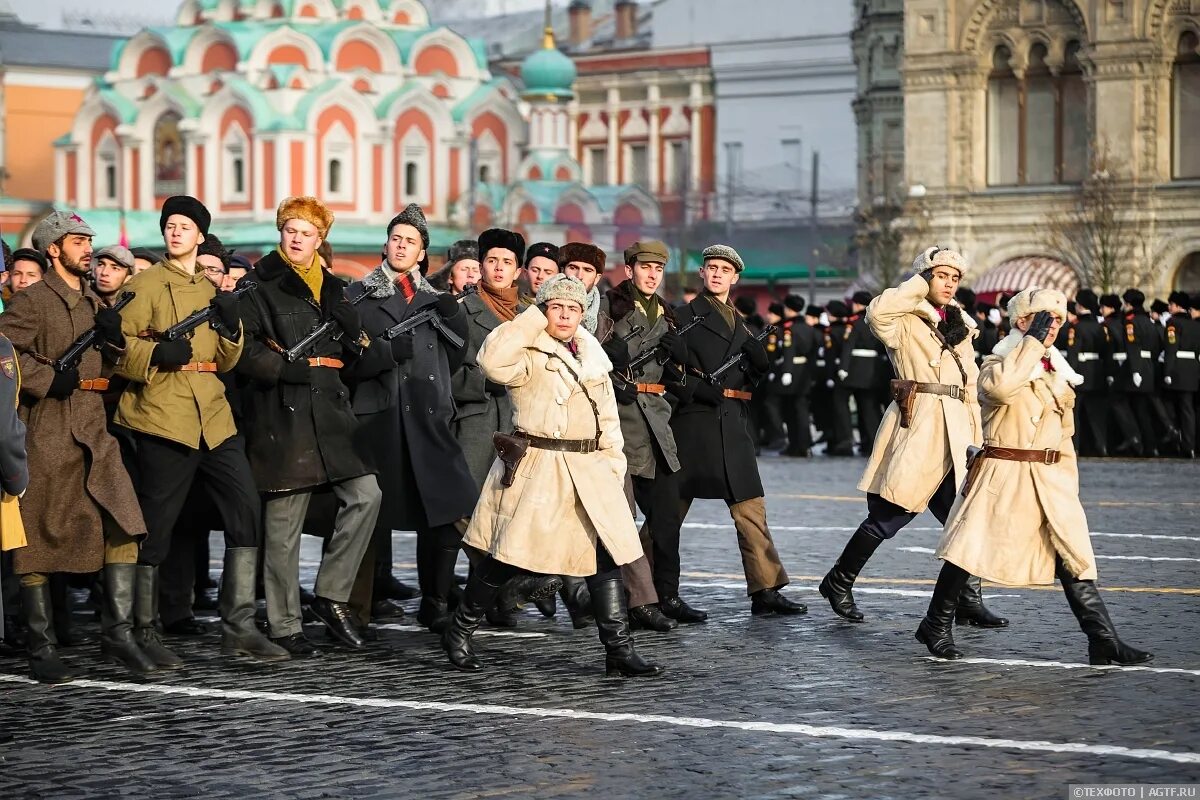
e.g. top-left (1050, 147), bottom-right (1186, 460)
top-left (535, 273), bottom-right (587, 309)
top-left (1006, 286), bottom-right (1068, 321)
top-left (912, 245), bottom-right (968, 279)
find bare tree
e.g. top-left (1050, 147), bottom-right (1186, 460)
top-left (1040, 146), bottom-right (1144, 293)
top-left (855, 192), bottom-right (931, 291)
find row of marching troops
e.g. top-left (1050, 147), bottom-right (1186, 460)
top-left (733, 283), bottom-right (1199, 462)
top-left (0, 195), bottom-right (1158, 684)
top-left (0, 193), bottom-right (820, 685)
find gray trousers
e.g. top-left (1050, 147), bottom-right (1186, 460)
top-left (264, 475), bottom-right (382, 638)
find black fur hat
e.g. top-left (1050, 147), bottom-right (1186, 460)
top-left (478, 228), bottom-right (526, 265)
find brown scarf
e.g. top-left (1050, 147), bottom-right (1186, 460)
top-left (479, 281), bottom-right (519, 322)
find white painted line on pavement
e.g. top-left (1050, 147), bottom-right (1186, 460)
top-left (897, 547), bottom-right (1200, 563)
top-left (682, 523), bottom-right (1199, 542)
top-left (0, 674), bottom-right (1194, 766)
top-left (928, 657), bottom-right (1200, 677)
top-left (678, 580), bottom-right (1020, 599)
top-left (373, 624), bottom-right (547, 639)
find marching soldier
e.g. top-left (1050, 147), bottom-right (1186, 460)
top-left (818, 247), bottom-right (1007, 630)
top-left (760, 302), bottom-right (788, 451)
top-left (1065, 290), bottom-right (1110, 457)
top-left (0, 210), bottom-right (154, 683)
top-left (824, 300), bottom-right (855, 456)
top-left (115, 196), bottom-right (283, 666)
top-left (1163, 291), bottom-right (1199, 458)
top-left (839, 291), bottom-right (889, 456)
top-left (346, 204), bottom-right (475, 633)
top-left (670, 245), bottom-right (807, 618)
top-left (1107, 289), bottom-right (1170, 456)
top-left (776, 295), bottom-right (817, 457)
top-left (236, 196), bottom-right (381, 656)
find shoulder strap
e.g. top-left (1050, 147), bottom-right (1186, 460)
top-left (547, 347), bottom-right (602, 444)
top-left (919, 316), bottom-right (969, 387)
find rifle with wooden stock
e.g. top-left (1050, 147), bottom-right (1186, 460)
top-left (141, 281), bottom-right (258, 341)
top-left (51, 291), bottom-right (135, 372)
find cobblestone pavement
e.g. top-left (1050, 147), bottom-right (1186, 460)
top-left (2, 455), bottom-right (1198, 798)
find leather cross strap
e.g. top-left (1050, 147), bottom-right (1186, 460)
top-left (307, 357), bottom-right (344, 369)
top-left (919, 317), bottom-right (969, 387)
top-left (981, 445), bottom-right (1061, 465)
top-left (516, 431), bottom-right (599, 453)
top-left (78, 378), bottom-right (110, 391)
top-left (914, 382), bottom-right (964, 401)
top-left (723, 388), bottom-right (752, 401)
top-left (636, 383), bottom-right (666, 394)
top-left (162, 362), bottom-right (218, 373)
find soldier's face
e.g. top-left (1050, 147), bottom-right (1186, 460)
top-left (925, 267), bottom-right (960, 307)
top-left (482, 248), bottom-right (518, 289)
top-left (93, 257), bottom-right (130, 294)
top-left (701, 259), bottom-right (739, 295)
top-left (133, 257), bottom-right (155, 274)
top-left (626, 260), bottom-right (665, 295)
top-left (565, 261), bottom-right (599, 293)
top-left (197, 253), bottom-right (225, 288)
top-left (544, 300), bottom-right (583, 341)
top-left (280, 219), bottom-right (322, 267)
top-left (386, 224), bottom-right (425, 274)
top-left (52, 234), bottom-right (94, 275)
top-left (525, 257), bottom-right (558, 293)
top-left (1016, 312), bottom-right (1063, 346)
top-left (9, 260), bottom-right (43, 292)
top-left (164, 216), bottom-right (203, 259)
top-left (450, 259), bottom-right (481, 293)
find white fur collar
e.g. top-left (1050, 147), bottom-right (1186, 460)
top-left (529, 310), bottom-right (613, 384)
top-left (991, 329), bottom-right (1085, 392)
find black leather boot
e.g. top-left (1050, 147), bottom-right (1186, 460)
top-left (818, 526), bottom-right (882, 622)
top-left (916, 561), bottom-right (970, 659)
top-left (221, 548), bottom-right (290, 662)
top-left (133, 565), bottom-right (183, 669)
top-left (559, 577), bottom-right (594, 629)
top-left (100, 564), bottom-right (158, 676)
top-left (956, 575), bottom-right (1010, 628)
top-left (591, 578), bottom-right (664, 678)
top-left (442, 572), bottom-right (503, 671)
top-left (750, 588), bottom-right (807, 615)
top-left (534, 592), bottom-right (557, 618)
top-left (629, 604), bottom-right (678, 632)
top-left (310, 596), bottom-right (366, 649)
top-left (659, 595), bottom-right (707, 623)
top-left (22, 582), bottom-right (75, 684)
top-left (497, 574), bottom-right (563, 617)
top-left (51, 574), bottom-right (93, 647)
top-left (1057, 559), bottom-right (1153, 666)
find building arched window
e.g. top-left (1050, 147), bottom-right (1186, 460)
top-left (404, 161), bottom-right (419, 197)
top-left (329, 159), bottom-right (343, 195)
top-left (399, 128), bottom-right (429, 205)
top-left (1173, 31), bottom-right (1200, 179)
top-left (94, 133), bottom-right (121, 208)
top-left (321, 121), bottom-right (354, 204)
top-left (221, 124), bottom-right (249, 204)
top-left (988, 42), bottom-right (1088, 186)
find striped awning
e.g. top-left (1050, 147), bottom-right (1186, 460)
top-left (971, 256), bottom-right (1079, 303)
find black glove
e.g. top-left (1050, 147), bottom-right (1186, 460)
top-left (46, 368), bottom-right (79, 399)
top-left (435, 293), bottom-right (460, 319)
top-left (658, 329), bottom-right (688, 363)
top-left (485, 380), bottom-right (507, 397)
top-left (390, 334), bottom-right (414, 363)
top-left (150, 338), bottom-right (192, 367)
top-left (691, 380), bottom-right (725, 407)
top-left (210, 292), bottom-right (241, 333)
top-left (614, 381), bottom-right (638, 405)
top-left (666, 379), bottom-right (695, 405)
top-left (602, 337), bottom-right (631, 372)
top-left (279, 359), bottom-right (312, 385)
top-left (1025, 310), bottom-right (1055, 345)
top-left (93, 307), bottom-right (125, 348)
top-left (330, 301), bottom-right (361, 340)
top-left (741, 337), bottom-right (769, 372)
top-left (919, 268), bottom-right (936, 283)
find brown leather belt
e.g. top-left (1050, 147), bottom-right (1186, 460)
top-left (78, 378), bottom-right (110, 391)
top-left (516, 431), bottom-right (599, 453)
top-left (163, 362), bottom-right (218, 373)
top-left (914, 382), bottom-right (964, 401)
top-left (723, 389), bottom-right (752, 401)
top-left (308, 357), bottom-right (344, 369)
top-left (981, 445), bottom-right (1061, 465)
top-left (636, 383), bottom-right (666, 395)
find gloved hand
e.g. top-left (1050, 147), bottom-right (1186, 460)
top-left (1133, 372), bottom-right (1143, 388)
top-left (781, 372), bottom-right (792, 387)
top-left (93, 307), bottom-right (125, 348)
top-left (919, 268), bottom-right (936, 283)
top-left (602, 337), bottom-right (631, 372)
top-left (691, 380), bottom-right (725, 407)
top-left (614, 381), bottom-right (638, 405)
top-left (210, 292), bottom-right (241, 333)
top-left (658, 329), bottom-right (688, 363)
top-left (1165, 376), bottom-right (1173, 386)
top-left (390, 334), bottom-right (415, 363)
top-left (150, 338), bottom-right (192, 367)
top-left (837, 369), bottom-right (849, 382)
top-left (279, 360), bottom-right (312, 385)
top-left (741, 337), bottom-right (769, 372)
top-left (485, 380), bottom-right (507, 397)
top-left (1024, 311), bottom-right (1055, 345)
top-left (435, 293), bottom-right (460, 319)
top-left (330, 300), bottom-right (361, 340)
top-left (46, 368), bottom-right (79, 399)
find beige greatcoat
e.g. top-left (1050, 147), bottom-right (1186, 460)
top-left (462, 306), bottom-right (644, 577)
top-left (937, 332), bottom-right (1098, 585)
top-left (857, 274), bottom-right (984, 512)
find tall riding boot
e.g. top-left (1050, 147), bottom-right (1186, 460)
top-left (915, 561), bottom-right (971, 659)
top-left (591, 578), bottom-right (663, 677)
top-left (818, 526), bottom-right (882, 622)
top-left (21, 582), bottom-right (75, 684)
top-left (442, 571), bottom-right (504, 671)
top-left (1056, 559), bottom-right (1153, 666)
top-left (559, 576), bottom-right (594, 629)
top-left (133, 565), bottom-right (183, 669)
top-left (221, 548), bottom-right (290, 662)
top-left (497, 574), bottom-right (563, 618)
top-left (51, 573), bottom-right (93, 647)
top-left (955, 575), bottom-right (1009, 627)
top-left (100, 564), bottom-right (158, 675)
top-left (418, 546), bottom-right (464, 634)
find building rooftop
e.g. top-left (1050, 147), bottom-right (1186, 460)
top-left (0, 16), bottom-right (124, 71)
